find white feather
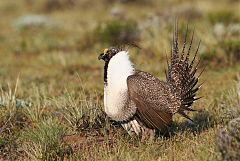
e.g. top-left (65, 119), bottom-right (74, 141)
top-left (121, 119), bottom-right (142, 136)
top-left (104, 51), bottom-right (135, 120)
top-left (131, 119), bottom-right (141, 135)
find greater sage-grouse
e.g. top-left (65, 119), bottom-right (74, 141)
top-left (98, 24), bottom-right (203, 141)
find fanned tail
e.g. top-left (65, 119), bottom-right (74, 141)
top-left (166, 22), bottom-right (203, 121)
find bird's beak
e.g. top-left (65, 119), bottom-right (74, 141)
top-left (98, 53), bottom-right (105, 60)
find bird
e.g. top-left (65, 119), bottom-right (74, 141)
top-left (98, 23), bottom-right (203, 141)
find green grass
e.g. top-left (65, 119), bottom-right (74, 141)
top-left (0, 0), bottom-right (240, 160)
top-left (20, 118), bottom-right (66, 160)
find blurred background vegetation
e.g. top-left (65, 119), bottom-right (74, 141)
top-left (0, 0), bottom-right (239, 160)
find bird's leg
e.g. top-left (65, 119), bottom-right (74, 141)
top-left (141, 127), bottom-right (155, 142)
top-left (121, 123), bottom-right (135, 137)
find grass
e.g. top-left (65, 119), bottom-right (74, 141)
top-left (20, 118), bottom-right (66, 160)
top-left (0, 0), bottom-right (240, 160)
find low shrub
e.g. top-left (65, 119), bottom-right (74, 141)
top-left (96, 20), bottom-right (140, 45)
top-left (219, 40), bottom-right (240, 64)
top-left (208, 10), bottom-right (239, 25)
top-left (217, 117), bottom-right (240, 161)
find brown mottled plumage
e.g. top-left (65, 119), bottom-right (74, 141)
top-left (127, 70), bottom-right (174, 131)
top-left (98, 23), bottom-right (202, 141)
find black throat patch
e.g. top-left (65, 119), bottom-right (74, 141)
top-left (104, 61), bottom-right (109, 85)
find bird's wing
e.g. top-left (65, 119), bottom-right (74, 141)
top-left (127, 70), bottom-right (175, 132)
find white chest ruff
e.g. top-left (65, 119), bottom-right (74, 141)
top-left (103, 51), bottom-right (136, 121)
top-left (104, 86), bottom-right (128, 119)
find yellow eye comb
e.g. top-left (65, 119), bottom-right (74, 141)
top-left (103, 48), bottom-right (108, 54)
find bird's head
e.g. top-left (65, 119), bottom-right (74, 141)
top-left (98, 47), bottom-right (121, 62)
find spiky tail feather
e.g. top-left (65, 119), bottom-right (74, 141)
top-left (166, 22), bottom-right (203, 121)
